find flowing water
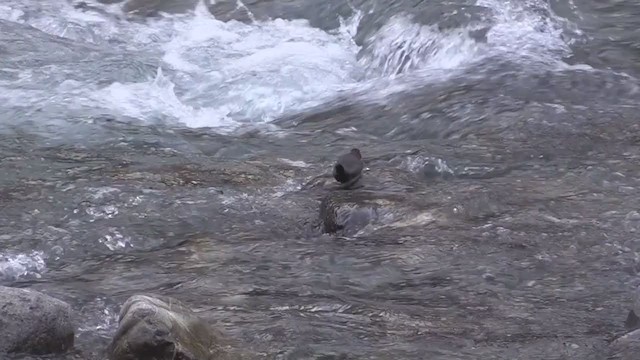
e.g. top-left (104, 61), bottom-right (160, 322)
top-left (2, 0), bottom-right (640, 358)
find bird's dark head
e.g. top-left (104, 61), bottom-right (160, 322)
top-left (350, 148), bottom-right (362, 160)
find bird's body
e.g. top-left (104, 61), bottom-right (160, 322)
top-left (333, 148), bottom-right (364, 189)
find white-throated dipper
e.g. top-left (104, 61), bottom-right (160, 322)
top-left (333, 148), bottom-right (363, 189)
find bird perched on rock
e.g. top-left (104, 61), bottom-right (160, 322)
top-left (333, 148), bottom-right (364, 189)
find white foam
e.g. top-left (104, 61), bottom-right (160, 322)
top-left (99, 228), bottom-right (132, 251)
top-left (151, 3), bottom-right (362, 128)
top-left (88, 186), bottom-right (121, 200)
top-left (70, 1), bottom-right (364, 130)
top-left (0, 1), bottom-right (116, 45)
top-left (77, 297), bottom-right (119, 335)
top-left (476, 0), bottom-right (573, 64)
top-left (0, 250), bottom-right (46, 281)
top-left (401, 155), bottom-right (455, 176)
top-left (0, 0), bottom-right (578, 133)
top-left (86, 204), bottom-right (119, 220)
top-left (361, 14), bottom-right (484, 78)
top-left (278, 158), bottom-right (312, 168)
top-left (360, 0), bottom-right (575, 80)
top-left (271, 178), bottom-right (303, 198)
top-left (0, 4), bottom-right (24, 22)
top-left (93, 67), bottom-right (241, 131)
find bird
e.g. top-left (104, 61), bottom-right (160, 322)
top-left (333, 148), bottom-right (364, 189)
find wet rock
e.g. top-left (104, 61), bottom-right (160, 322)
top-left (108, 161), bottom-right (294, 189)
top-left (0, 286), bottom-right (74, 355)
top-left (108, 294), bottom-right (230, 360)
top-left (205, 0), bottom-right (355, 31)
top-left (122, 0), bottom-right (199, 16)
top-left (610, 329), bottom-right (640, 360)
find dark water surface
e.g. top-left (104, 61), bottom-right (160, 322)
top-left (2, 0), bottom-right (640, 359)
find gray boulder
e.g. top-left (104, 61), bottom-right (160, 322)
top-left (610, 329), bottom-right (640, 360)
top-left (108, 294), bottom-right (231, 360)
top-left (0, 286), bottom-right (74, 355)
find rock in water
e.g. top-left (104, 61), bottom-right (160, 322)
top-left (122, 0), bottom-right (198, 16)
top-left (0, 286), bottom-right (74, 355)
top-left (108, 294), bottom-right (230, 360)
top-left (333, 148), bottom-right (364, 189)
top-left (610, 328), bottom-right (640, 360)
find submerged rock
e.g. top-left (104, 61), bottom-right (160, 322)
top-left (205, 0), bottom-right (355, 31)
top-left (0, 286), bottom-right (74, 355)
top-left (122, 0), bottom-right (199, 16)
top-left (108, 294), bottom-right (231, 360)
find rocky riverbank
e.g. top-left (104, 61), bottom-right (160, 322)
top-left (1, 287), bottom-right (245, 359)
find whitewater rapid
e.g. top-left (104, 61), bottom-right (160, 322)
top-left (0, 0), bottom-right (578, 133)
top-left (0, 0), bottom-right (581, 283)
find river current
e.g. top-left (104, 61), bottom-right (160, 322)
top-left (2, 0), bottom-right (640, 359)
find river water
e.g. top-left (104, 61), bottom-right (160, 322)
top-left (1, 0), bottom-right (640, 359)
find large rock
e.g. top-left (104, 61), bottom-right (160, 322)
top-left (610, 329), bottom-right (640, 360)
top-left (0, 286), bottom-right (74, 355)
top-left (108, 294), bottom-right (230, 360)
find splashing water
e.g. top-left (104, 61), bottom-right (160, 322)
top-left (0, 0), bottom-right (577, 133)
top-left (360, 14), bottom-right (485, 77)
top-left (477, 0), bottom-right (574, 64)
top-left (0, 0), bottom-right (364, 132)
top-left (359, 0), bottom-right (577, 81)
top-left (0, 251), bottom-right (47, 282)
